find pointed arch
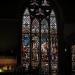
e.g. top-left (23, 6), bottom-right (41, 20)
top-left (22, 8), bottom-right (30, 33)
top-left (32, 18), bottom-right (39, 33)
top-left (31, 18), bottom-right (40, 69)
top-left (21, 8), bottom-right (31, 70)
top-left (41, 19), bottom-right (48, 33)
top-left (50, 10), bottom-right (58, 73)
top-left (41, 18), bottom-right (49, 74)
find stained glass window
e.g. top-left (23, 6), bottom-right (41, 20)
top-left (50, 10), bottom-right (58, 74)
top-left (21, 8), bottom-right (30, 70)
top-left (21, 0), bottom-right (58, 74)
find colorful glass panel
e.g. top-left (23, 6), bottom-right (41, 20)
top-left (21, 34), bottom-right (30, 70)
top-left (32, 18), bottom-right (39, 33)
top-left (50, 10), bottom-right (58, 73)
top-left (41, 33), bottom-right (49, 75)
top-left (31, 34), bottom-right (39, 69)
top-left (41, 19), bottom-right (48, 33)
top-left (22, 8), bottom-right (30, 33)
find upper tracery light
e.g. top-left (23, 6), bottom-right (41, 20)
top-left (36, 8), bottom-right (44, 15)
top-left (42, 0), bottom-right (50, 6)
top-left (50, 10), bottom-right (55, 16)
top-left (24, 8), bottom-right (30, 15)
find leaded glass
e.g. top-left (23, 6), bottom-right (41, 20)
top-left (21, 1), bottom-right (59, 74)
top-left (50, 10), bottom-right (58, 73)
top-left (50, 10), bottom-right (57, 34)
top-left (41, 33), bottom-right (49, 75)
top-left (32, 18), bottom-right (39, 33)
top-left (31, 34), bottom-right (39, 69)
top-left (41, 19), bottom-right (48, 33)
top-left (22, 34), bottom-right (30, 47)
top-left (42, 0), bottom-right (50, 6)
top-left (23, 16), bottom-right (30, 25)
top-left (21, 34), bottom-right (30, 70)
top-left (22, 8), bottom-right (30, 33)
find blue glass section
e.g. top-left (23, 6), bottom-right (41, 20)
top-left (22, 34), bottom-right (30, 46)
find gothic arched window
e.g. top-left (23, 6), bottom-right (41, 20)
top-left (21, 0), bottom-right (58, 74)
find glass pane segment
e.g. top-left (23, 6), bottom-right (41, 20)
top-left (23, 16), bottom-right (30, 25)
top-left (50, 10), bottom-right (58, 73)
top-left (31, 34), bottom-right (39, 69)
top-left (24, 8), bottom-right (30, 15)
top-left (41, 19), bottom-right (48, 33)
top-left (22, 34), bottom-right (30, 47)
top-left (50, 10), bottom-right (55, 17)
top-left (50, 36), bottom-right (58, 72)
top-left (50, 10), bottom-right (57, 34)
top-left (22, 8), bottom-right (30, 33)
top-left (32, 18), bottom-right (39, 33)
top-left (41, 33), bottom-right (49, 75)
top-left (21, 34), bottom-right (30, 70)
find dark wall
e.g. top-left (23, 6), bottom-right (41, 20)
top-left (0, 1), bottom-right (18, 56)
top-left (64, 24), bottom-right (75, 39)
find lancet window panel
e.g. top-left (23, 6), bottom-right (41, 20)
top-left (22, 8), bottom-right (30, 33)
top-left (31, 34), bottom-right (39, 69)
top-left (41, 33), bottom-right (49, 75)
top-left (50, 10), bottom-right (58, 73)
top-left (21, 33), bottom-right (30, 70)
top-left (41, 19), bottom-right (48, 33)
top-left (32, 18), bottom-right (39, 33)
top-left (50, 10), bottom-right (57, 35)
top-left (41, 33), bottom-right (49, 61)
